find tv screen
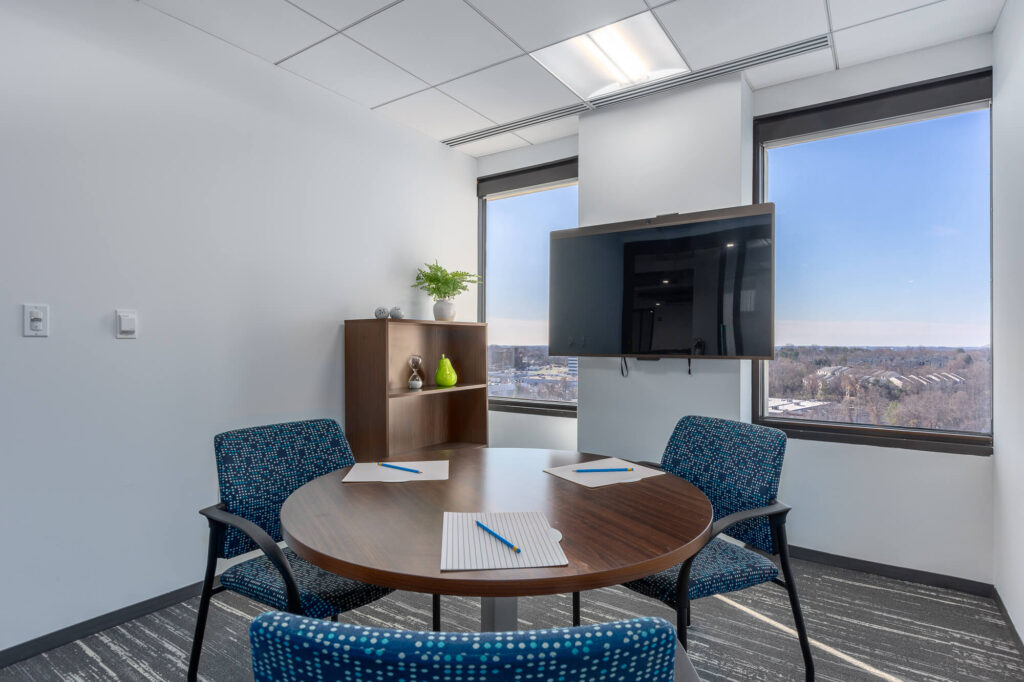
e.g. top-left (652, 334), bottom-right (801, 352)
top-left (549, 203), bottom-right (774, 359)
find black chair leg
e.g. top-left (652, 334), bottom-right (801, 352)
top-left (187, 525), bottom-right (220, 682)
top-left (432, 594), bottom-right (441, 631)
top-left (572, 591), bottom-right (581, 626)
top-left (675, 557), bottom-right (694, 649)
top-left (773, 516), bottom-right (815, 681)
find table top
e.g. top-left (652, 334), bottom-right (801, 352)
top-left (281, 447), bottom-right (713, 597)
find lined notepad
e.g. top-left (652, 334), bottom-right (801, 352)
top-left (544, 457), bottom-right (664, 488)
top-left (342, 461), bottom-right (449, 483)
top-left (440, 512), bottom-right (568, 571)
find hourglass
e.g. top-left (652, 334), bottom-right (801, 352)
top-left (408, 355), bottom-right (423, 390)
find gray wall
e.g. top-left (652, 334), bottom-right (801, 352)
top-left (0, 0), bottom-right (477, 650)
top-left (992, 0), bottom-right (1024, 633)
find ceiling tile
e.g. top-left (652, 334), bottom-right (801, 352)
top-left (375, 89), bottom-right (494, 140)
top-left (454, 133), bottom-right (531, 157)
top-left (833, 0), bottom-right (1005, 68)
top-left (288, 0), bottom-right (397, 30)
top-left (466, 0), bottom-right (647, 51)
top-left (514, 116), bottom-right (580, 144)
top-left (439, 56), bottom-right (580, 124)
top-left (280, 34), bottom-right (426, 107)
top-left (828, 0), bottom-right (939, 31)
top-left (654, 0), bottom-right (829, 71)
top-left (344, 0), bottom-right (522, 84)
top-left (743, 49), bottom-right (835, 89)
top-left (142, 0), bottom-right (334, 63)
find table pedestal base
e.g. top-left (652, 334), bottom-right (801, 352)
top-left (480, 596), bottom-right (518, 631)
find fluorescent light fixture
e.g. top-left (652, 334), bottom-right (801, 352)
top-left (531, 12), bottom-right (688, 100)
top-left (726, 242), bottom-right (735, 247)
top-left (662, 279), bottom-right (670, 284)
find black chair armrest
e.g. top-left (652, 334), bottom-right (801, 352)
top-left (199, 503), bottom-right (302, 613)
top-left (710, 500), bottom-right (790, 540)
top-left (635, 460), bottom-right (663, 470)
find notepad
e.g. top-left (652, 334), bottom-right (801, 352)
top-left (342, 460), bottom-right (449, 483)
top-left (544, 457), bottom-right (664, 488)
top-left (440, 511), bottom-right (568, 571)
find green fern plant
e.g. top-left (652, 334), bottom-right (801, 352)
top-left (411, 261), bottom-right (481, 301)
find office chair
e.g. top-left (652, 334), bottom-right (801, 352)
top-left (188, 419), bottom-right (439, 681)
top-left (249, 610), bottom-right (680, 682)
top-left (575, 416), bottom-right (815, 680)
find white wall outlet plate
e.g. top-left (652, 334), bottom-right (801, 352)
top-left (23, 304), bottom-right (49, 337)
top-left (115, 309), bottom-right (138, 339)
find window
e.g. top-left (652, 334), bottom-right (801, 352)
top-left (753, 72), bottom-right (993, 454)
top-left (479, 160), bottom-right (579, 416)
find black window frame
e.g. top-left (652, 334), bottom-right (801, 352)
top-left (751, 69), bottom-right (994, 456)
top-left (478, 157), bottom-right (580, 418)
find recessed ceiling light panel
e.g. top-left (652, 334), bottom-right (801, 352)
top-left (531, 12), bottom-right (688, 101)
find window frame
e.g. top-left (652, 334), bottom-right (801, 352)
top-left (751, 69), bottom-right (994, 456)
top-left (478, 158), bottom-right (579, 418)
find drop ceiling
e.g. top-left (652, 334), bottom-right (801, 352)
top-left (139, 0), bottom-right (1005, 157)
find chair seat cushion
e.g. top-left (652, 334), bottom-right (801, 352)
top-left (220, 547), bottom-right (393, 619)
top-left (623, 537), bottom-right (779, 606)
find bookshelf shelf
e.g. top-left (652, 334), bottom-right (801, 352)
top-left (344, 318), bottom-right (488, 461)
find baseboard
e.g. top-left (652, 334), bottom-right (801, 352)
top-left (0, 579), bottom-right (212, 669)
top-left (789, 545), bottom-right (994, 597)
top-left (992, 587), bottom-right (1024, 658)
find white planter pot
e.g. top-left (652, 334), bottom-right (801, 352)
top-left (433, 299), bottom-right (455, 321)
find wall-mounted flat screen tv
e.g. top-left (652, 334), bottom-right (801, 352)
top-left (549, 203), bottom-right (774, 359)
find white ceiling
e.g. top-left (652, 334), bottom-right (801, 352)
top-left (139, 0), bottom-right (1005, 157)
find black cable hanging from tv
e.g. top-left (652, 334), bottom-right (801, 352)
top-left (620, 357), bottom-right (629, 377)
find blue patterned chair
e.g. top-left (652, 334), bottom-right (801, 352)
top-left (249, 611), bottom-right (681, 682)
top-left (580, 416), bottom-right (814, 680)
top-left (188, 419), bottom-right (401, 682)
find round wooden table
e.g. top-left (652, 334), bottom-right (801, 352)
top-left (282, 447), bottom-right (713, 633)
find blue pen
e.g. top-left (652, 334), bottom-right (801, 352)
top-left (574, 467), bottom-right (634, 473)
top-left (475, 520), bottom-right (521, 553)
top-left (378, 462), bottom-right (422, 474)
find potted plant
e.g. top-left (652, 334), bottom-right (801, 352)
top-left (412, 261), bottom-right (481, 321)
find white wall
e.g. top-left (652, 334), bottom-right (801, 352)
top-left (576, 75), bottom-right (753, 460)
top-left (576, 60), bottom-right (996, 581)
top-left (0, 0), bottom-right (477, 651)
top-left (992, 0), bottom-right (1024, 631)
top-left (477, 135), bottom-right (579, 177)
top-left (488, 411), bottom-right (578, 451)
top-left (753, 35), bottom-right (992, 116)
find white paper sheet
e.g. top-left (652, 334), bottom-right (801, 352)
top-left (440, 511), bottom-right (568, 571)
top-left (342, 460), bottom-right (449, 483)
top-left (543, 457), bottom-right (664, 488)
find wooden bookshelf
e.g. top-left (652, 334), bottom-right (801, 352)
top-left (344, 318), bottom-right (488, 461)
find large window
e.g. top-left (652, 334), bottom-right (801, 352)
top-left (480, 162), bottom-right (579, 414)
top-left (753, 73), bottom-right (993, 454)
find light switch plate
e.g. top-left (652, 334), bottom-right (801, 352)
top-left (23, 304), bottom-right (49, 337)
top-left (115, 308), bottom-right (138, 339)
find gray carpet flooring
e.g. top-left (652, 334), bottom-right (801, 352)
top-left (2, 558), bottom-right (1022, 681)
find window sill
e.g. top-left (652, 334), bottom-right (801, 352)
top-left (754, 417), bottom-right (992, 456)
top-left (488, 398), bottom-right (578, 418)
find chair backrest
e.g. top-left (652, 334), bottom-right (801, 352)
top-left (250, 611), bottom-right (677, 682)
top-left (215, 419), bottom-right (354, 559)
top-left (661, 415), bottom-right (786, 553)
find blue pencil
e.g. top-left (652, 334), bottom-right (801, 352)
top-left (574, 467), bottom-right (634, 472)
top-left (475, 520), bottom-right (521, 553)
top-left (378, 462), bottom-right (421, 474)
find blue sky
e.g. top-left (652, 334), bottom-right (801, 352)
top-left (486, 108), bottom-right (990, 348)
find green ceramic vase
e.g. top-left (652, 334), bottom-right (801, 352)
top-left (435, 354), bottom-right (457, 387)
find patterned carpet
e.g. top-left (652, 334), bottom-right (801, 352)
top-left (2, 558), bottom-right (1022, 681)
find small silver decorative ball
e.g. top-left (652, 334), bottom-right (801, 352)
top-left (374, 306), bottom-right (389, 319)
top-left (389, 306), bottom-right (405, 319)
